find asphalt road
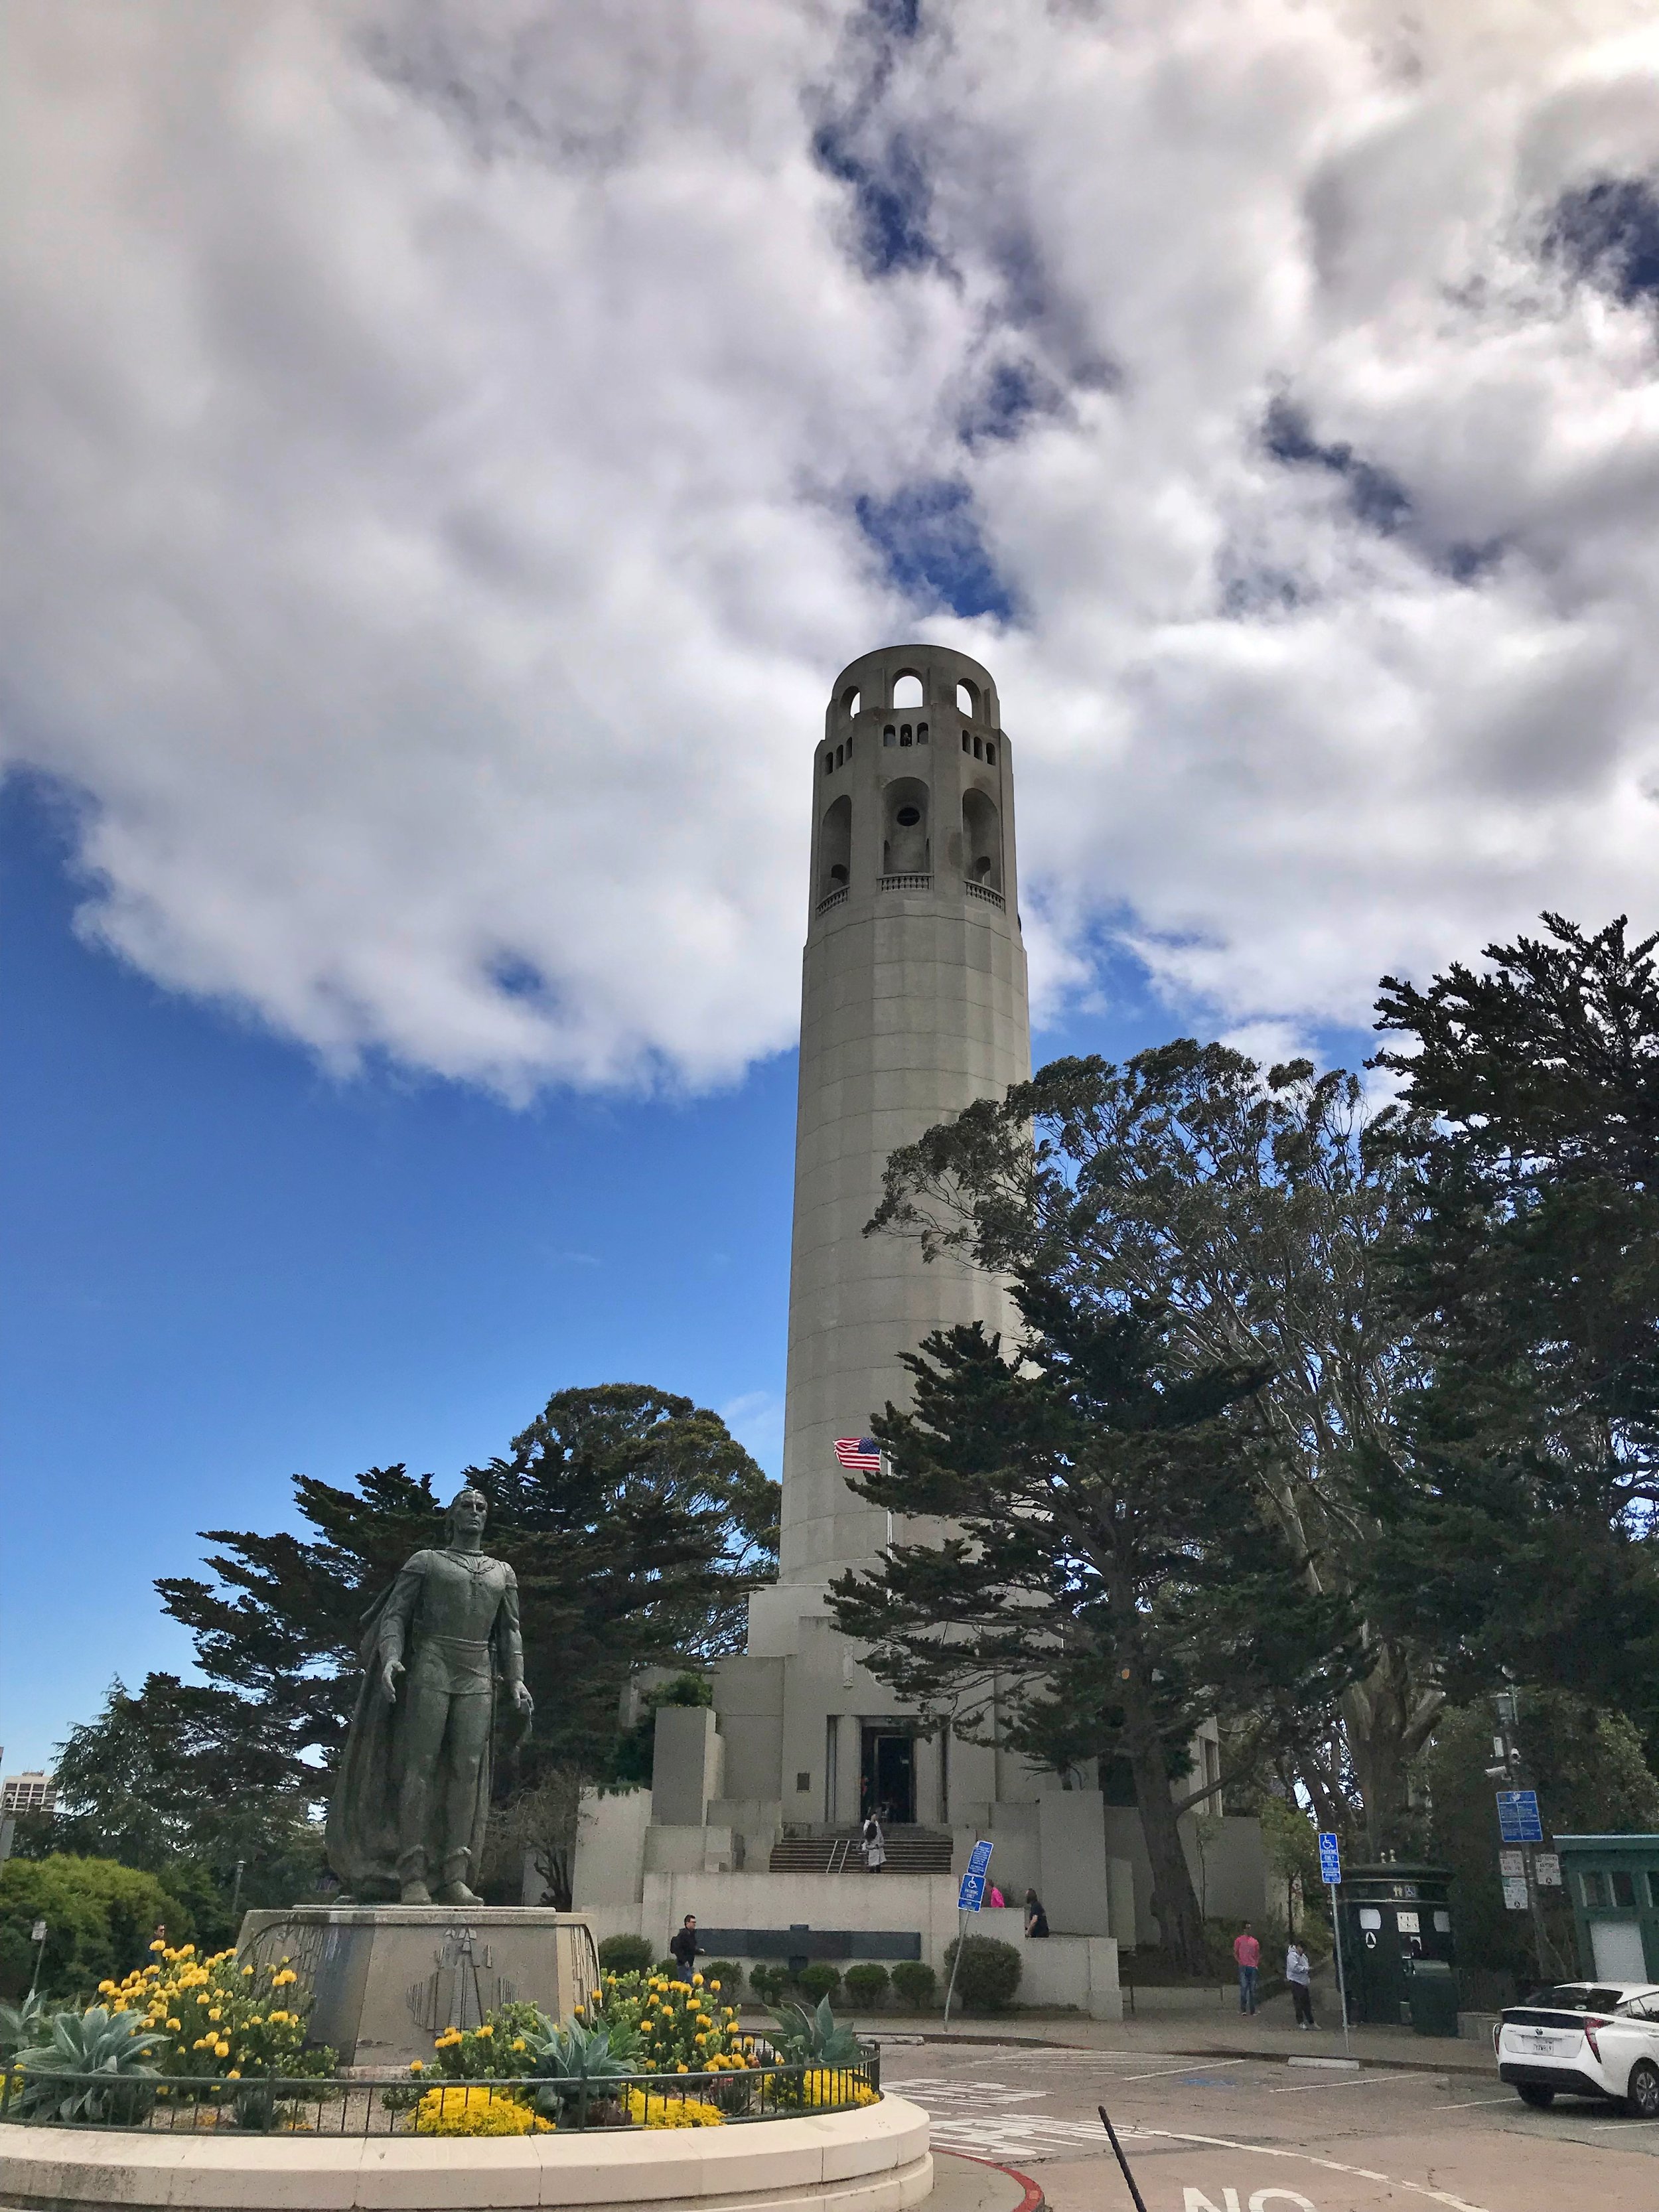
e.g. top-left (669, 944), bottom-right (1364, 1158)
top-left (880, 2035), bottom-right (1659, 2212)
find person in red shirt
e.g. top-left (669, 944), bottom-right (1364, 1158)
top-left (1233, 1923), bottom-right (1262, 2014)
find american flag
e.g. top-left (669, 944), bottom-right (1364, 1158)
top-left (834, 1436), bottom-right (882, 1472)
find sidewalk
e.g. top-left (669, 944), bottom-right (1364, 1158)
top-left (755, 1972), bottom-right (1496, 2076)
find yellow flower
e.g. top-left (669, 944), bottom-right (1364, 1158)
top-left (511, 2038), bottom-right (526, 2053)
top-left (242, 1966), bottom-right (254, 1978)
top-left (709, 1980), bottom-right (721, 1993)
top-left (409, 2061), bottom-right (425, 2073)
top-left (98, 1980), bottom-right (115, 1994)
top-left (227, 2071), bottom-right (240, 2081)
top-left (208, 2009), bottom-right (222, 2023)
top-left (216, 2044), bottom-right (231, 2059)
top-left (691, 1974), bottom-right (703, 1987)
top-left (476, 2023), bottom-right (494, 2037)
top-left (167, 2019), bottom-right (182, 2032)
top-left (150, 1939), bottom-right (167, 1953)
top-left (676, 2063), bottom-right (689, 2073)
top-left (573, 2006), bottom-right (585, 2019)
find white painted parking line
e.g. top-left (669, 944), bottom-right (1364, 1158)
top-left (1114, 2059), bottom-right (1246, 2081)
top-left (1430, 2093), bottom-right (1520, 2109)
top-left (1269, 2069), bottom-right (1421, 2093)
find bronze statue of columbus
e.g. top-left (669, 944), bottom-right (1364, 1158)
top-left (326, 1487), bottom-right (533, 1905)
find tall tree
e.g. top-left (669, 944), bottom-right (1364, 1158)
top-left (1372, 915), bottom-right (1659, 1729)
top-left (828, 1286), bottom-right (1356, 1974)
top-left (149, 1384), bottom-right (777, 1893)
top-left (867, 1045), bottom-right (1431, 1850)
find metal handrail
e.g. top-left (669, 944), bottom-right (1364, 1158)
top-left (0, 2050), bottom-right (882, 2136)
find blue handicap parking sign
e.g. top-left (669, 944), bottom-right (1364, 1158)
top-left (1496, 1790), bottom-right (1543, 1843)
top-left (967, 1838), bottom-right (994, 1880)
top-left (957, 1874), bottom-right (985, 1913)
top-left (1317, 1831), bottom-right (1341, 1885)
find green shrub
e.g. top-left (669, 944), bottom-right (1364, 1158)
top-left (598, 1933), bottom-right (655, 1976)
top-left (943, 1933), bottom-right (1021, 2012)
top-left (796, 1962), bottom-right (841, 2004)
top-left (13, 2004), bottom-right (162, 2122)
top-left (890, 1960), bottom-right (938, 2010)
top-left (749, 1963), bottom-right (790, 2004)
top-left (0, 1857), bottom-right (189, 2002)
top-left (701, 1958), bottom-right (744, 1998)
top-left (843, 1962), bottom-right (889, 2008)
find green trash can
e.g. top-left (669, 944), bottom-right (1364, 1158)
top-left (1406, 1956), bottom-right (1459, 2038)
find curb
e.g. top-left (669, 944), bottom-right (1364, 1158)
top-left (934, 2150), bottom-right (1045, 2212)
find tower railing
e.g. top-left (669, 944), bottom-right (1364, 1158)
top-left (877, 873), bottom-right (932, 893)
top-left (816, 887), bottom-right (849, 914)
top-left (964, 881), bottom-right (1005, 909)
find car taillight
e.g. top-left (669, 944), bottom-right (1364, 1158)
top-left (1492, 2022), bottom-right (1501, 2057)
top-left (1584, 2016), bottom-right (1608, 2058)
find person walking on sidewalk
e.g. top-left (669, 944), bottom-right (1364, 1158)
top-left (1286, 1938), bottom-right (1315, 2028)
top-left (1234, 1922), bottom-right (1262, 2014)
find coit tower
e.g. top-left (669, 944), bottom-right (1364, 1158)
top-left (768, 642), bottom-right (1033, 1624)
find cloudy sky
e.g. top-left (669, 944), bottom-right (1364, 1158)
top-left (5, 0), bottom-right (1659, 1759)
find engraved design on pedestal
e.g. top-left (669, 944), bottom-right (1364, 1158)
top-left (406, 1920), bottom-right (517, 2035)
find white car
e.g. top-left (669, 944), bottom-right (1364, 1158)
top-left (1496, 1982), bottom-right (1659, 2114)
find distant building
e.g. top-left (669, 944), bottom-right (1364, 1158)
top-left (1, 1771), bottom-right (57, 1817)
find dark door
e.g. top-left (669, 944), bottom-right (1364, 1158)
top-left (861, 1726), bottom-right (916, 1823)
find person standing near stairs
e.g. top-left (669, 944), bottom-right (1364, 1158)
top-left (861, 1812), bottom-right (886, 1872)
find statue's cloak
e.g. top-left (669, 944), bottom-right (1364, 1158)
top-left (325, 1580), bottom-right (497, 1898)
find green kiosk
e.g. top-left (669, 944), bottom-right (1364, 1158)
top-left (1334, 1862), bottom-right (1459, 2035)
top-left (1555, 1835), bottom-right (1659, 1983)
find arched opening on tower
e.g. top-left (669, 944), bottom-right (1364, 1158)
top-left (892, 672), bottom-right (924, 709)
top-left (883, 777), bottom-right (930, 875)
top-left (820, 794), bottom-right (852, 893)
top-left (956, 680), bottom-right (978, 717)
top-left (962, 788), bottom-right (1001, 892)
top-left (841, 686), bottom-right (861, 717)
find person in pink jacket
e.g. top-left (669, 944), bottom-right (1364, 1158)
top-left (1233, 1923), bottom-right (1261, 2014)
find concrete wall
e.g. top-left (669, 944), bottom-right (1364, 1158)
top-left (652, 1706), bottom-right (725, 1828)
top-left (569, 1787), bottom-right (653, 1907)
top-left (1103, 1807), bottom-right (1267, 1947)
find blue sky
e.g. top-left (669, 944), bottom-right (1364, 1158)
top-left (1, 766), bottom-right (1379, 1770)
top-left (6, 3), bottom-right (1659, 1767)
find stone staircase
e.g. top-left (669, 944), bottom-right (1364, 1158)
top-left (768, 1828), bottom-right (954, 1874)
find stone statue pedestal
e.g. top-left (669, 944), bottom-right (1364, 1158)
top-left (237, 1905), bottom-right (599, 2069)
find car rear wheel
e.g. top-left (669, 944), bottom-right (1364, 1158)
top-left (1517, 2085), bottom-right (1556, 2107)
top-left (1626, 2061), bottom-right (1659, 2119)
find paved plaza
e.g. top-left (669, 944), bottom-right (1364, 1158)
top-left (881, 2033), bottom-right (1659, 2212)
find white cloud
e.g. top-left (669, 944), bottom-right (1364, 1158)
top-left (5, 0), bottom-right (1659, 1093)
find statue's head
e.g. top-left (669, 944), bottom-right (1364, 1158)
top-left (446, 1487), bottom-right (488, 1542)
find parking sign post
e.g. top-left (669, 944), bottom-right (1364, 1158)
top-left (1318, 1832), bottom-right (1350, 2055)
top-left (943, 1838), bottom-right (993, 2028)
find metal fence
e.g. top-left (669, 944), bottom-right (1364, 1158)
top-left (0, 2052), bottom-right (881, 2136)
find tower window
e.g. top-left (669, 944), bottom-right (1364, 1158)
top-left (900, 725), bottom-right (912, 747)
top-left (956, 680), bottom-right (978, 717)
top-left (893, 672), bottom-right (924, 709)
top-left (916, 721), bottom-right (928, 743)
top-left (824, 753), bottom-right (833, 776)
top-left (885, 725), bottom-right (896, 747)
top-left (842, 686), bottom-right (861, 717)
top-left (974, 736), bottom-right (983, 759)
top-left (835, 742), bottom-right (844, 767)
top-left (985, 741), bottom-right (995, 767)
top-left (896, 804), bottom-right (921, 827)
top-left (820, 792), bottom-right (853, 897)
top-left (962, 731), bottom-right (970, 753)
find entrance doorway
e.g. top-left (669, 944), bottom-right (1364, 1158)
top-left (861, 1724), bottom-right (916, 1824)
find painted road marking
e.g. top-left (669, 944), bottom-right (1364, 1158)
top-left (1114, 2059), bottom-right (1246, 2082)
top-left (1269, 2070), bottom-right (1421, 2093)
top-left (1119, 2123), bottom-right (1493, 2212)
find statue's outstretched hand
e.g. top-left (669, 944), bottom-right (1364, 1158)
top-left (381, 1657), bottom-right (405, 1704)
top-left (512, 1681), bottom-right (534, 1720)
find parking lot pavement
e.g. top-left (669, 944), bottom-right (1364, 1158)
top-left (881, 2036), bottom-right (1659, 2212)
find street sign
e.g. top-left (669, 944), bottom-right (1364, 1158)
top-left (1498, 1850), bottom-right (1525, 1880)
top-left (1502, 1876), bottom-right (1530, 1911)
top-left (1317, 1832), bottom-right (1341, 1886)
top-left (966, 1838), bottom-right (994, 1880)
top-left (1496, 1790), bottom-right (1544, 1843)
top-left (956, 1874), bottom-right (985, 1913)
top-left (30, 1920), bottom-right (46, 1943)
top-left (1535, 1852), bottom-right (1563, 1888)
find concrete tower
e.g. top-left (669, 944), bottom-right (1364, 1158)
top-left (733, 644), bottom-right (1033, 1831)
top-left (774, 642), bottom-right (1031, 1594)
